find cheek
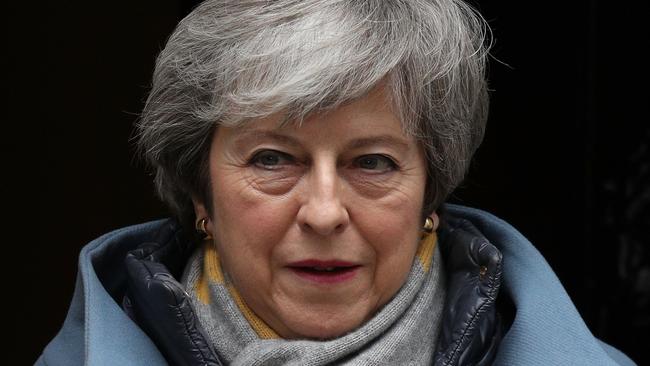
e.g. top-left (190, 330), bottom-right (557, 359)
top-left (365, 208), bottom-right (421, 267)
top-left (374, 217), bottom-right (421, 303)
top-left (210, 170), bottom-right (297, 274)
top-left (351, 179), bottom-right (425, 283)
top-left (353, 176), bottom-right (425, 239)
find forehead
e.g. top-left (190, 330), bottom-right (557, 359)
top-left (220, 86), bottom-right (414, 149)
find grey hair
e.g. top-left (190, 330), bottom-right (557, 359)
top-left (137, 0), bottom-right (491, 230)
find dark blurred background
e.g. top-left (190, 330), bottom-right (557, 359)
top-left (8, 0), bottom-right (648, 364)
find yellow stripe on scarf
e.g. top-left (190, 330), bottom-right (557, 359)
top-left (195, 242), bottom-right (279, 339)
top-left (416, 232), bottom-right (437, 273)
top-left (194, 243), bottom-right (223, 304)
top-left (226, 284), bottom-right (279, 339)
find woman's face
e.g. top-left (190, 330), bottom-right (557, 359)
top-left (198, 87), bottom-right (428, 339)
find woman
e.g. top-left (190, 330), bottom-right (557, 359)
top-left (37, 0), bottom-right (635, 365)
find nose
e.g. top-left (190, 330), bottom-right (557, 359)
top-left (296, 162), bottom-right (350, 236)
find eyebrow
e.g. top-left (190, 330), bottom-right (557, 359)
top-left (232, 129), bottom-right (411, 152)
top-left (232, 130), bottom-right (305, 150)
top-left (345, 135), bottom-right (411, 151)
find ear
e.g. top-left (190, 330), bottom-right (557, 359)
top-left (192, 197), bottom-right (213, 236)
top-left (428, 212), bottom-right (440, 232)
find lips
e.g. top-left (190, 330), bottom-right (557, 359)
top-left (287, 260), bottom-right (361, 284)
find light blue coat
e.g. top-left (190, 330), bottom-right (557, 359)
top-left (36, 205), bottom-right (636, 365)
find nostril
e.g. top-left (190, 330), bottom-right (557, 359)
top-left (300, 222), bottom-right (312, 232)
top-left (299, 221), bottom-right (345, 235)
top-left (298, 208), bottom-right (349, 236)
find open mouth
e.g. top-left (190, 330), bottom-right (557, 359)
top-left (292, 266), bottom-right (358, 274)
top-left (288, 262), bottom-right (361, 284)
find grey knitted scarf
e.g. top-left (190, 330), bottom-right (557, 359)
top-left (181, 232), bottom-right (446, 365)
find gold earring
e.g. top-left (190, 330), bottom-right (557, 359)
top-left (423, 217), bottom-right (434, 234)
top-left (196, 217), bottom-right (213, 240)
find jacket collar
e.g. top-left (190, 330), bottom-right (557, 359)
top-left (434, 210), bottom-right (505, 365)
top-left (443, 205), bottom-right (633, 366)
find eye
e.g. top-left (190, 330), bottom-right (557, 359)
top-left (249, 150), bottom-right (294, 169)
top-left (354, 154), bottom-right (397, 172)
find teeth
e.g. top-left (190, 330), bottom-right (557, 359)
top-left (313, 267), bottom-right (336, 271)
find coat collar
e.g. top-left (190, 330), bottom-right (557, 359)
top-left (38, 205), bottom-right (634, 366)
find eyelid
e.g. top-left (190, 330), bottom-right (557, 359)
top-left (354, 154), bottom-right (399, 171)
top-left (367, 153), bottom-right (397, 164)
top-left (248, 149), bottom-right (295, 168)
top-left (250, 149), bottom-right (293, 159)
